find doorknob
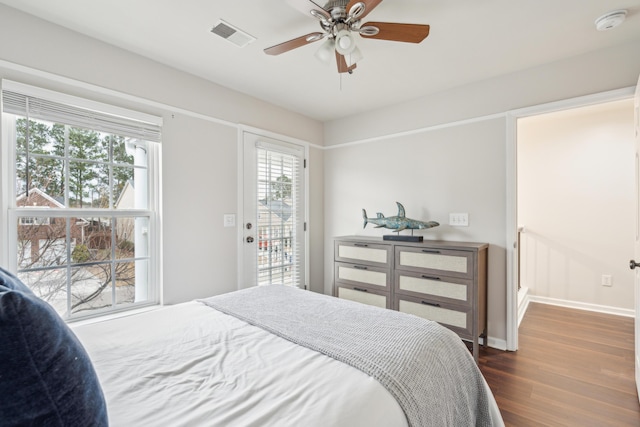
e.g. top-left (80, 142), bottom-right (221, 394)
top-left (246, 236), bottom-right (254, 243)
top-left (630, 260), bottom-right (640, 270)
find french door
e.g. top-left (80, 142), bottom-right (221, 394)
top-left (242, 131), bottom-right (306, 289)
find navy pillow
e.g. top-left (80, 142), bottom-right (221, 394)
top-left (0, 267), bottom-right (108, 426)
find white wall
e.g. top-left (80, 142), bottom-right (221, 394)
top-left (518, 99), bottom-right (635, 310)
top-left (0, 4), bottom-right (325, 301)
top-left (324, 118), bottom-right (508, 342)
top-left (323, 39), bottom-right (640, 346)
top-left (324, 39), bottom-right (640, 147)
top-left (161, 115), bottom-right (239, 303)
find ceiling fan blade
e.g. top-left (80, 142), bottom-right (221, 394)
top-left (286, 0), bottom-right (331, 21)
top-left (360, 22), bottom-right (430, 43)
top-left (264, 32), bottom-right (325, 55)
top-left (347, 0), bottom-right (383, 21)
top-left (336, 51), bottom-right (357, 74)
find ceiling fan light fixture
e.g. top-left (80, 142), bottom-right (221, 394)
top-left (335, 29), bottom-right (356, 55)
top-left (344, 46), bottom-right (363, 67)
top-left (266, 1), bottom-right (430, 74)
top-left (314, 39), bottom-right (335, 64)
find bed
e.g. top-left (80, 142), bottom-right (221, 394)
top-left (1, 267), bottom-right (503, 426)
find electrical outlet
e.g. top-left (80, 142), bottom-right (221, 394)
top-left (601, 274), bottom-right (612, 287)
top-left (449, 213), bottom-right (469, 227)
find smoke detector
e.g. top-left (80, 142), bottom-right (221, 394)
top-left (594, 10), bottom-right (627, 31)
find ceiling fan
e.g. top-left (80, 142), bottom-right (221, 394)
top-left (264, 0), bottom-right (430, 74)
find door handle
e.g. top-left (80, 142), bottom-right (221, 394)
top-left (630, 260), bottom-right (640, 270)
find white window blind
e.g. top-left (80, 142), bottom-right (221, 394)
top-left (256, 140), bottom-right (305, 287)
top-left (2, 81), bottom-right (161, 143)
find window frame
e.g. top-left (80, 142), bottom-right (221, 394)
top-left (1, 80), bottom-right (162, 321)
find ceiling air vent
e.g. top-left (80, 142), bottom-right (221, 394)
top-left (211, 20), bottom-right (256, 48)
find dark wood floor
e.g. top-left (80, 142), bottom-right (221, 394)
top-left (479, 302), bottom-right (640, 426)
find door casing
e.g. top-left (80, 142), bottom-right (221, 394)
top-left (237, 126), bottom-right (310, 290)
top-left (505, 86), bottom-right (635, 352)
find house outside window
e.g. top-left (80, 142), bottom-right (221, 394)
top-left (2, 80), bottom-right (162, 320)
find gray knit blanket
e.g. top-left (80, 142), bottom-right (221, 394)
top-left (200, 285), bottom-right (497, 427)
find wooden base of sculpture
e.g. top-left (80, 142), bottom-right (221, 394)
top-left (383, 235), bottom-right (423, 242)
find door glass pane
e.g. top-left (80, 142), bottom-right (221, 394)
top-left (256, 147), bottom-right (300, 286)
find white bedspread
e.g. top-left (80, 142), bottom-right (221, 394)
top-left (73, 301), bottom-right (409, 427)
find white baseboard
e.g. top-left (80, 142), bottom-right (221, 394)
top-left (481, 287), bottom-right (528, 351)
top-left (527, 295), bottom-right (635, 318)
top-left (486, 336), bottom-right (507, 351)
top-left (517, 286), bottom-right (530, 327)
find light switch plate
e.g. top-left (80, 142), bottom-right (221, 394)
top-left (449, 213), bottom-right (469, 227)
top-left (223, 214), bottom-right (236, 227)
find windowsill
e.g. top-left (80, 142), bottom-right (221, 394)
top-left (68, 304), bottom-right (162, 328)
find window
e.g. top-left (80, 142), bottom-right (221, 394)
top-left (2, 81), bottom-right (162, 320)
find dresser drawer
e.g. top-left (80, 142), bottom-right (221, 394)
top-left (335, 241), bottom-right (391, 268)
top-left (395, 270), bottom-right (472, 306)
top-left (395, 295), bottom-right (472, 338)
top-left (337, 285), bottom-right (390, 309)
top-left (333, 237), bottom-right (487, 362)
top-left (395, 246), bottom-right (473, 279)
top-left (335, 262), bottom-right (390, 290)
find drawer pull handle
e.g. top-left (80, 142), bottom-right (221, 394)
top-left (354, 244), bottom-right (369, 247)
top-left (421, 301), bottom-right (441, 307)
top-left (353, 265), bottom-right (368, 270)
top-left (353, 287), bottom-right (368, 293)
top-left (421, 249), bottom-right (441, 254)
top-left (421, 275), bottom-right (440, 280)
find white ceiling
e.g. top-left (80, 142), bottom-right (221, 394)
top-left (1, 0), bottom-right (639, 122)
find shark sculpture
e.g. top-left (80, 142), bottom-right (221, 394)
top-left (362, 202), bottom-right (439, 233)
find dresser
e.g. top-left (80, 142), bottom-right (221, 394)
top-left (334, 236), bottom-right (488, 361)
